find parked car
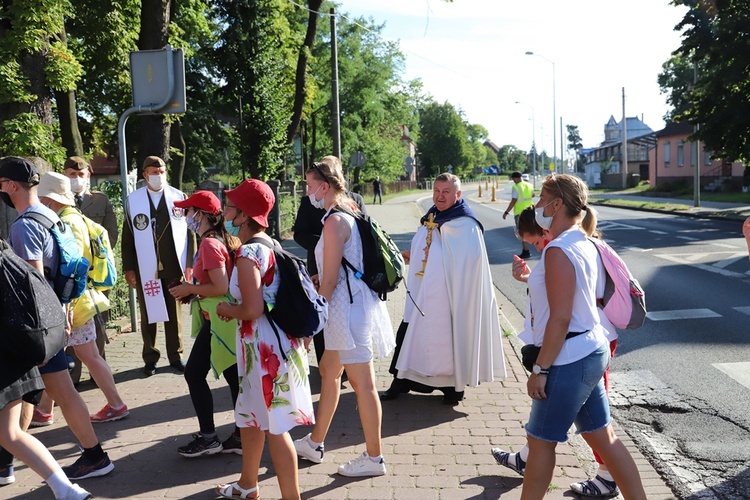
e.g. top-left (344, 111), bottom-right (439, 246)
top-left (521, 173), bottom-right (530, 181)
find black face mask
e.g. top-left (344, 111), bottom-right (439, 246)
top-left (0, 191), bottom-right (14, 209)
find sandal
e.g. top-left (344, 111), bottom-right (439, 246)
top-left (570, 475), bottom-right (620, 498)
top-left (215, 482), bottom-right (259, 499)
top-left (490, 447), bottom-right (525, 476)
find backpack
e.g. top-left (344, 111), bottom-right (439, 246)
top-left (589, 237), bottom-right (647, 330)
top-left (76, 209), bottom-right (117, 290)
top-left (0, 239), bottom-right (66, 367)
top-left (249, 237), bottom-right (328, 358)
top-left (329, 208), bottom-right (406, 302)
top-left (19, 211), bottom-right (90, 304)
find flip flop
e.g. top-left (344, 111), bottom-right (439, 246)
top-left (215, 482), bottom-right (259, 499)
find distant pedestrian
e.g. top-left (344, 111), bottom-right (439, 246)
top-left (517, 173), bottom-right (645, 499)
top-left (170, 191), bottom-right (242, 458)
top-left (214, 179), bottom-right (313, 500)
top-left (503, 171), bottom-right (534, 258)
top-left (743, 217), bottom-right (750, 260)
top-left (372, 176), bottom-right (382, 204)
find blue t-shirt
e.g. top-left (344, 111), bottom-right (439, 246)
top-left (8, 204), bottom-right (60, 287)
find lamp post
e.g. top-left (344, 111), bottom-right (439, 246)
top-left (525, 51), bottom-right (556, 173)
top-left (515, 101), bottom-right (537, 190)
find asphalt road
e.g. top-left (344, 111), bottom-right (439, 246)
top-left (459, 182), bottom-right (750, 499)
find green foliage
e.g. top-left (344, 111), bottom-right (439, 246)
top-left (0, 113), bottom-right (65, 164)
top-left (657, 53), bottom-right (696, 122)
top-left (672, 0), bottom-right (750, 163)
top-left (0, 60), bottom-right (35, 104)
top-left (496, 144), bottom-right (529, 173)
top-left (45, 40), bottom-right (83, 91)
top-left (417, 101), bottom-right (472, 178)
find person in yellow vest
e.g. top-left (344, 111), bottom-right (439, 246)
top-left (502, 171), bottom-right (534, 258)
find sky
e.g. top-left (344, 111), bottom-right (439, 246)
top-left (336, 0), bottom-right (689, 158)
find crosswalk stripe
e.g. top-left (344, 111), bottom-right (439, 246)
top-left (713, 362), bottom-right (750, 389)
top-left (646, 309), bottom-right (721, 321)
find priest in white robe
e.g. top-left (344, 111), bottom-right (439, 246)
top-left (381, 173), bottom-right (506, 404)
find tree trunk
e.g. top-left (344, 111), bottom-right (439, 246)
top-left (286, 0), bottom-right (323, 145)
top-left (137, 0), bottom-right (171, 176)
top-left (55, 27), bottom-right (83, 157)
top-left (170, 118), bottom-right (186, 191)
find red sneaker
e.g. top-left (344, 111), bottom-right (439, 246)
top-left (29, 408), bottom-right (53, 428)
top-left (90, 404), bottom-right (129, 423)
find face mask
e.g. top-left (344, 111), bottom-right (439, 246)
top-left (186, 213), bottom-right (201, 233)
top-left (147, 173), bottom-right (166, 191)
top-left (224, 219), bottom-right (240, 237)
top-left (0, 191), bottom-right (14, 209)
top-left (534, 200), bottom-right (559, 231)
top-left (308, 185), bottom-right (325, 210)
top-left (69, 177), bottom-right (87, 194)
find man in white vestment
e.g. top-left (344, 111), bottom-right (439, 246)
top-left (121, 156), bottom-right (196, 376)
top-left (380, 173), bottom-right (506, 404)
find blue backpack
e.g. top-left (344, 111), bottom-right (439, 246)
top-left (20, 211), bottom-right (90, 304)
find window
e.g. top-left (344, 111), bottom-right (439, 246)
top-left (690, 141), bottom-right (696, 167)
top-left (704, 150), bottom-right (712, 165)
top-left (664, 141), bottom-right (670, 167)
top-left (677, 140), bottom-right (684, 167)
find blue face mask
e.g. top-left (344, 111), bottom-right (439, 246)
top-left (224, 219), bottom-right (240, 237)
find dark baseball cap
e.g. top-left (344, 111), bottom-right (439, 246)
top-left (0, 156), bottom-right (41, 185)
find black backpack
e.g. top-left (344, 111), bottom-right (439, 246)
top-left (249, 237), bottom-right (328, 359)
top-left (0, 238), bottom-right (66, 368)
top-left (328, 208), bottom-right (406, 302)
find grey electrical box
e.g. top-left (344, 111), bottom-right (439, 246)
top-left (129, 47), bottom-right (186, 114)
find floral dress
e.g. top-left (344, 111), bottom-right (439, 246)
top-left (230, 241), bottom-right (314, 435)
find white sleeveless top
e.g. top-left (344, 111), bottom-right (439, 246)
top-left (527, 227), bottom-right (608, 365)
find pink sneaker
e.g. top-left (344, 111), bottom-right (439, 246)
top-left (90, 404), bottom-right (129, 423)
top-left (29, 408), bottom-right (53, 427)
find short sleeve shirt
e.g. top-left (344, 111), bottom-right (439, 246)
top-left (8, 204), bottom-right (60, 286)
top-left (193, 236), bottom-right (233, 286)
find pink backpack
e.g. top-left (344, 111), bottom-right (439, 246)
top-left (589, 237), bottom-right (646, 330)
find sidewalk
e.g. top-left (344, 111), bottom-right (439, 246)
top-left (4, 192), bottom-right (675, 499)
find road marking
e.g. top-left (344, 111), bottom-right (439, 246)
top-left (656, 253), bottom-right (749, 278)
top-left (732, 306), bottom-right (750, 315)
top-left (621, 246), bottom-right (652, 252)
top-left (646, 309), bottom-right (721, 321)
top-left (713, 254), bottom-right (748, 269)
top-left (649, 230), bottom-right (668, 235)
top-left (676, 235), bottom-right (699, 241)
top-left (598, 221), bottom-right (643, 231)
top-left (713, 362), bottom-right (750, 389)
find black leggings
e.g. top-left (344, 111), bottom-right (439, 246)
top-left (184, 319), bottom-right (240, 435)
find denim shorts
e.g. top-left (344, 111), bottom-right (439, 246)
top-left (525, 345), bottom-right (611, 443)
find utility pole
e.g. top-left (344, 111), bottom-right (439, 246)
top-left (621, 87), bottom-right (628, 189)
top-left (330, 8), bottom-right (341, 160)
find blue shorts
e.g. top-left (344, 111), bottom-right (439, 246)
top-left (38, 348), bottom-right (69, 375)
top-left (525, 345), bottom-right (611, 443)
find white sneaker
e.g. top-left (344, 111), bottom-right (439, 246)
top-left (59, 483), bottom-right (92, 500)
top-left (294, 433), bottom-right (324, 463)
top-left (337, 452), bottom-right (387, 477)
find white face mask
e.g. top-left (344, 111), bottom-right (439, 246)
top-left (69, 177), bottom-right (87, 194)
top-left (186, 213), bottom-right (201, 233)
top-left (147, 173), bottom-right (166, 191)
top-left (308, 185), bottom-right (325, 210)
top-left (534, 200), bottom-right (559, 231)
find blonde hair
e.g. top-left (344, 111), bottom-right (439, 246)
top-left (541, 174), bottom-right (598, 237)
top-left (307, 155), bottom-right (357, 211)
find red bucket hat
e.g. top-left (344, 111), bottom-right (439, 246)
top-left (225, 179), bottom-right (275, 228)
top-left (173, 190), bottom-right (222, 215)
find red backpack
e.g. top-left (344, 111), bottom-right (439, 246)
top-left (589, 237), bottom-right (647, 330)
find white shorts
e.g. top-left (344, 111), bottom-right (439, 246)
top-left (66, 318), bottom-right (97, 347)
top-left (337, 301), bottom-right (374, 365)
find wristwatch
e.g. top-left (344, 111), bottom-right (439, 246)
top-left (532, 364), bottom-right (550, 376)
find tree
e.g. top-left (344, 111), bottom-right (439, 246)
top-left (417, 101), bottom-right (472, 178)
top-left (671, 0), bottom-right (750, 163)
top-left (657, 53), bottom-right (698, 123)
top-left (566, 124), bottom-right (583, 172)
top-left (496, 145), bottom-right (528, 174)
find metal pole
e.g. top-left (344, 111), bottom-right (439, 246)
top-left (621, 87), bottom-right (628, 189)
top-left (552, 61), bottom-right (556, 171)
top-left (330, 8), bottom-right (341, 160)
top-left (693, 63), bottom-right (701, 207)
top-left (560, 116), bottom-right (563, 173)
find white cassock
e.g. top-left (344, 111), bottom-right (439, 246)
top-left (396, 215), bottom-right (506, 391)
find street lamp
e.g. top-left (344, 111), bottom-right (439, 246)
top-left (525, 51), bottom-right (556, 173)
top-left (515, 101), bottom-right (537, 190)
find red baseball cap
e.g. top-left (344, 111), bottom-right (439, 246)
top-left (173, 190), bottom-right (222, 215)
top-left (225, 179), bottom-right (275, 228)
